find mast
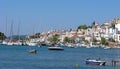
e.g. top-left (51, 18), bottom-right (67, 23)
top-left (5, 16), bottom-right (7, 37)
top-left (3, 16), bottom-right (7, 40)
top-left (10, 20), bottom-right (13, 41)
top-left (18, 20), bottom-right (21, 41)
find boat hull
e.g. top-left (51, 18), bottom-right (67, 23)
top-left (28, 49), bottom-right (37, 53)
top-left (86, 60), bottom-right (106, 66)
top-left (48, 47), bottom-right (64, 50)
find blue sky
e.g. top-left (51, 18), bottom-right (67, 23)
top-left (0, 0), bottom-right (120, 36)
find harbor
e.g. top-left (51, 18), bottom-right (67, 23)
top-left (1, 0), bottom-right (120, 69)
top-left (0, 45), bottom-right (120, 69)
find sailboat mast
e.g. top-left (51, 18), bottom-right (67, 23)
top-left (5, 16), bottom-right (7, 37)
top-left (10, 20), bottom-right (13, 40)
top-left (3, 16), bottom-right (7, 40)
top-left (18, 20), bottom-right (21, 41)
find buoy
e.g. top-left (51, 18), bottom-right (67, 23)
top-left (75, 64), bottom-right (79, 68)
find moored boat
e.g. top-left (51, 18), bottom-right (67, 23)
top-left (48, 47), bottom-right (64, 50)
top-left (86, 59), bottom-right (106, 66)
top-left (27, 49), bottom-right (37, 53)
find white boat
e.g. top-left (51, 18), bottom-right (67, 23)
top-left (27, 42), bottom-right (38, 46)
top-left (67, 43), bottom-right (75, 48)
top-left (7, 41), bottom-right (14, 45)
top-left (86, 59), bottom-right (106, 66)
top-left (86, 46), bottom-right (91, 48)
top-left (48, 47), bottom-right (64, 50)
top-left (2, 40), bottom-right (8, 45)
top-left (104, 46), bottom-right (111, 49)
top-left (13, 41), bottom-right (23, 45)
top-left (27, 49), bottom-right (37, 53)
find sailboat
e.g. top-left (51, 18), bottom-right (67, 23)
top-left (26, 25), bottom-right (38, 46)
top-left (2, 17), bottom-right (8, 45)
top-left (13, 20), bottom-right (23, 45)
top-left (7, 20), bottom-right (14, 46)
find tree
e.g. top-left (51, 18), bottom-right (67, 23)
top-left (0, 32), bottom-right (6, 40)
top-left (88, 25), bottom-right (92, 28)
top-left (77, 24), bottom-right (88, 30)
top-left (63, 37), bottom-right (75, 43)
top-left (110, 23), bottom-right (115, 29)
top-left (92, 38), bottom-right (97, 44)
top-left (108, 38), bottom-right (115, 42)
top-left (101, 37), bottom-right (106, 45)
top-left (91, 21), bottom-right (96, 27)
top-left (35, 33), bottom-right (41, 38)
top-left (63, 37), bottom-right (70, 43)
top-left (48, 34), bottom-right (59, 43)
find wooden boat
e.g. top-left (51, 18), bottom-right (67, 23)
top-left (28, 49), bottom-right (37, 53)
top-left (86, 59), bottom-right (106, 66)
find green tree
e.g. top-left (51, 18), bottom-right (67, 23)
top-left (110, 23), bottom-right (115, 29)
top-left (35, 33), bottom-right (41, 38)
top-left (101, 37), bottom-right (106, 45)
top-left (108, 38), bottom-right (115, 42)
top-left (63, 37), bottom-right (75, 43)
top-left (92, 38), bottom-right (97, 43)
top-left (88, 25), bottom-right (92, 28)
top-left (0, 32), bottom-right (6, 40)
top-left (91, 21), bottom-right (95, 27)
top-left (48, 34), bottom-right (59, 43)
top-left (77, 24), bottom-right (88, 30)
top-left (63, 37), bottom-right (70, 43)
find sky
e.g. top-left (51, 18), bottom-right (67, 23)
top-left (0, 0), bottom-right (120, 36)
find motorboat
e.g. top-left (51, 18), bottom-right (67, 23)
top-left (48, 46), bottom-right (64, 50)
top-left (86, 59), bottom-right (106, 66)
top-left (27, 49), bottom-right (37, 53)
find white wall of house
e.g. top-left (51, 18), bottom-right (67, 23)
top-left (85, 36), bottom-right (92, 42)
top-left (115, 34), bottom-right (120, 42)
top-left (115, 23), bottom-right (120, 31)
top-left (60, 35), bottom-right (66, 42)
top-left (109, 28), bottom-right (113, 34)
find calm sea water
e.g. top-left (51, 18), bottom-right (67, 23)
top-left (0, 45), bottom-right (120, 69)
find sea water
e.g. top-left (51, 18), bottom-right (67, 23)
top-left (0, 45), bottom-right (120, 69)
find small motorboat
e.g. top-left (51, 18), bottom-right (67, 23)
top-left (86, 59), bottom-right (106, 66)
top-left (28, 49), bottom-right (37, 54)
top-left (48, 47), bottom-right (64, 50)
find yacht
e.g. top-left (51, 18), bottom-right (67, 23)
top-left (86, 59), bottom-right (106, 66)
top-left (48, 46), bottom-right (64, 50)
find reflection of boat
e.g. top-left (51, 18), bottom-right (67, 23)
top-left (28, 49), bottom-right (37, 53)
top-left (48, 47), bottom-right (64, 50)
top-left (86, 59), bottom-right (106, 66)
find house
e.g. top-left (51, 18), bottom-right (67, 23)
top-left (85, 35), bottom-right (92, 42)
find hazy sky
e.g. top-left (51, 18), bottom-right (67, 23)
top-left (0, 0), bottom-right (120, 36)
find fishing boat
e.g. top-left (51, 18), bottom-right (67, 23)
top-left (48, 46), bottom-right (64, 50)
top-left (86, 59), bottom-right (106, 66)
